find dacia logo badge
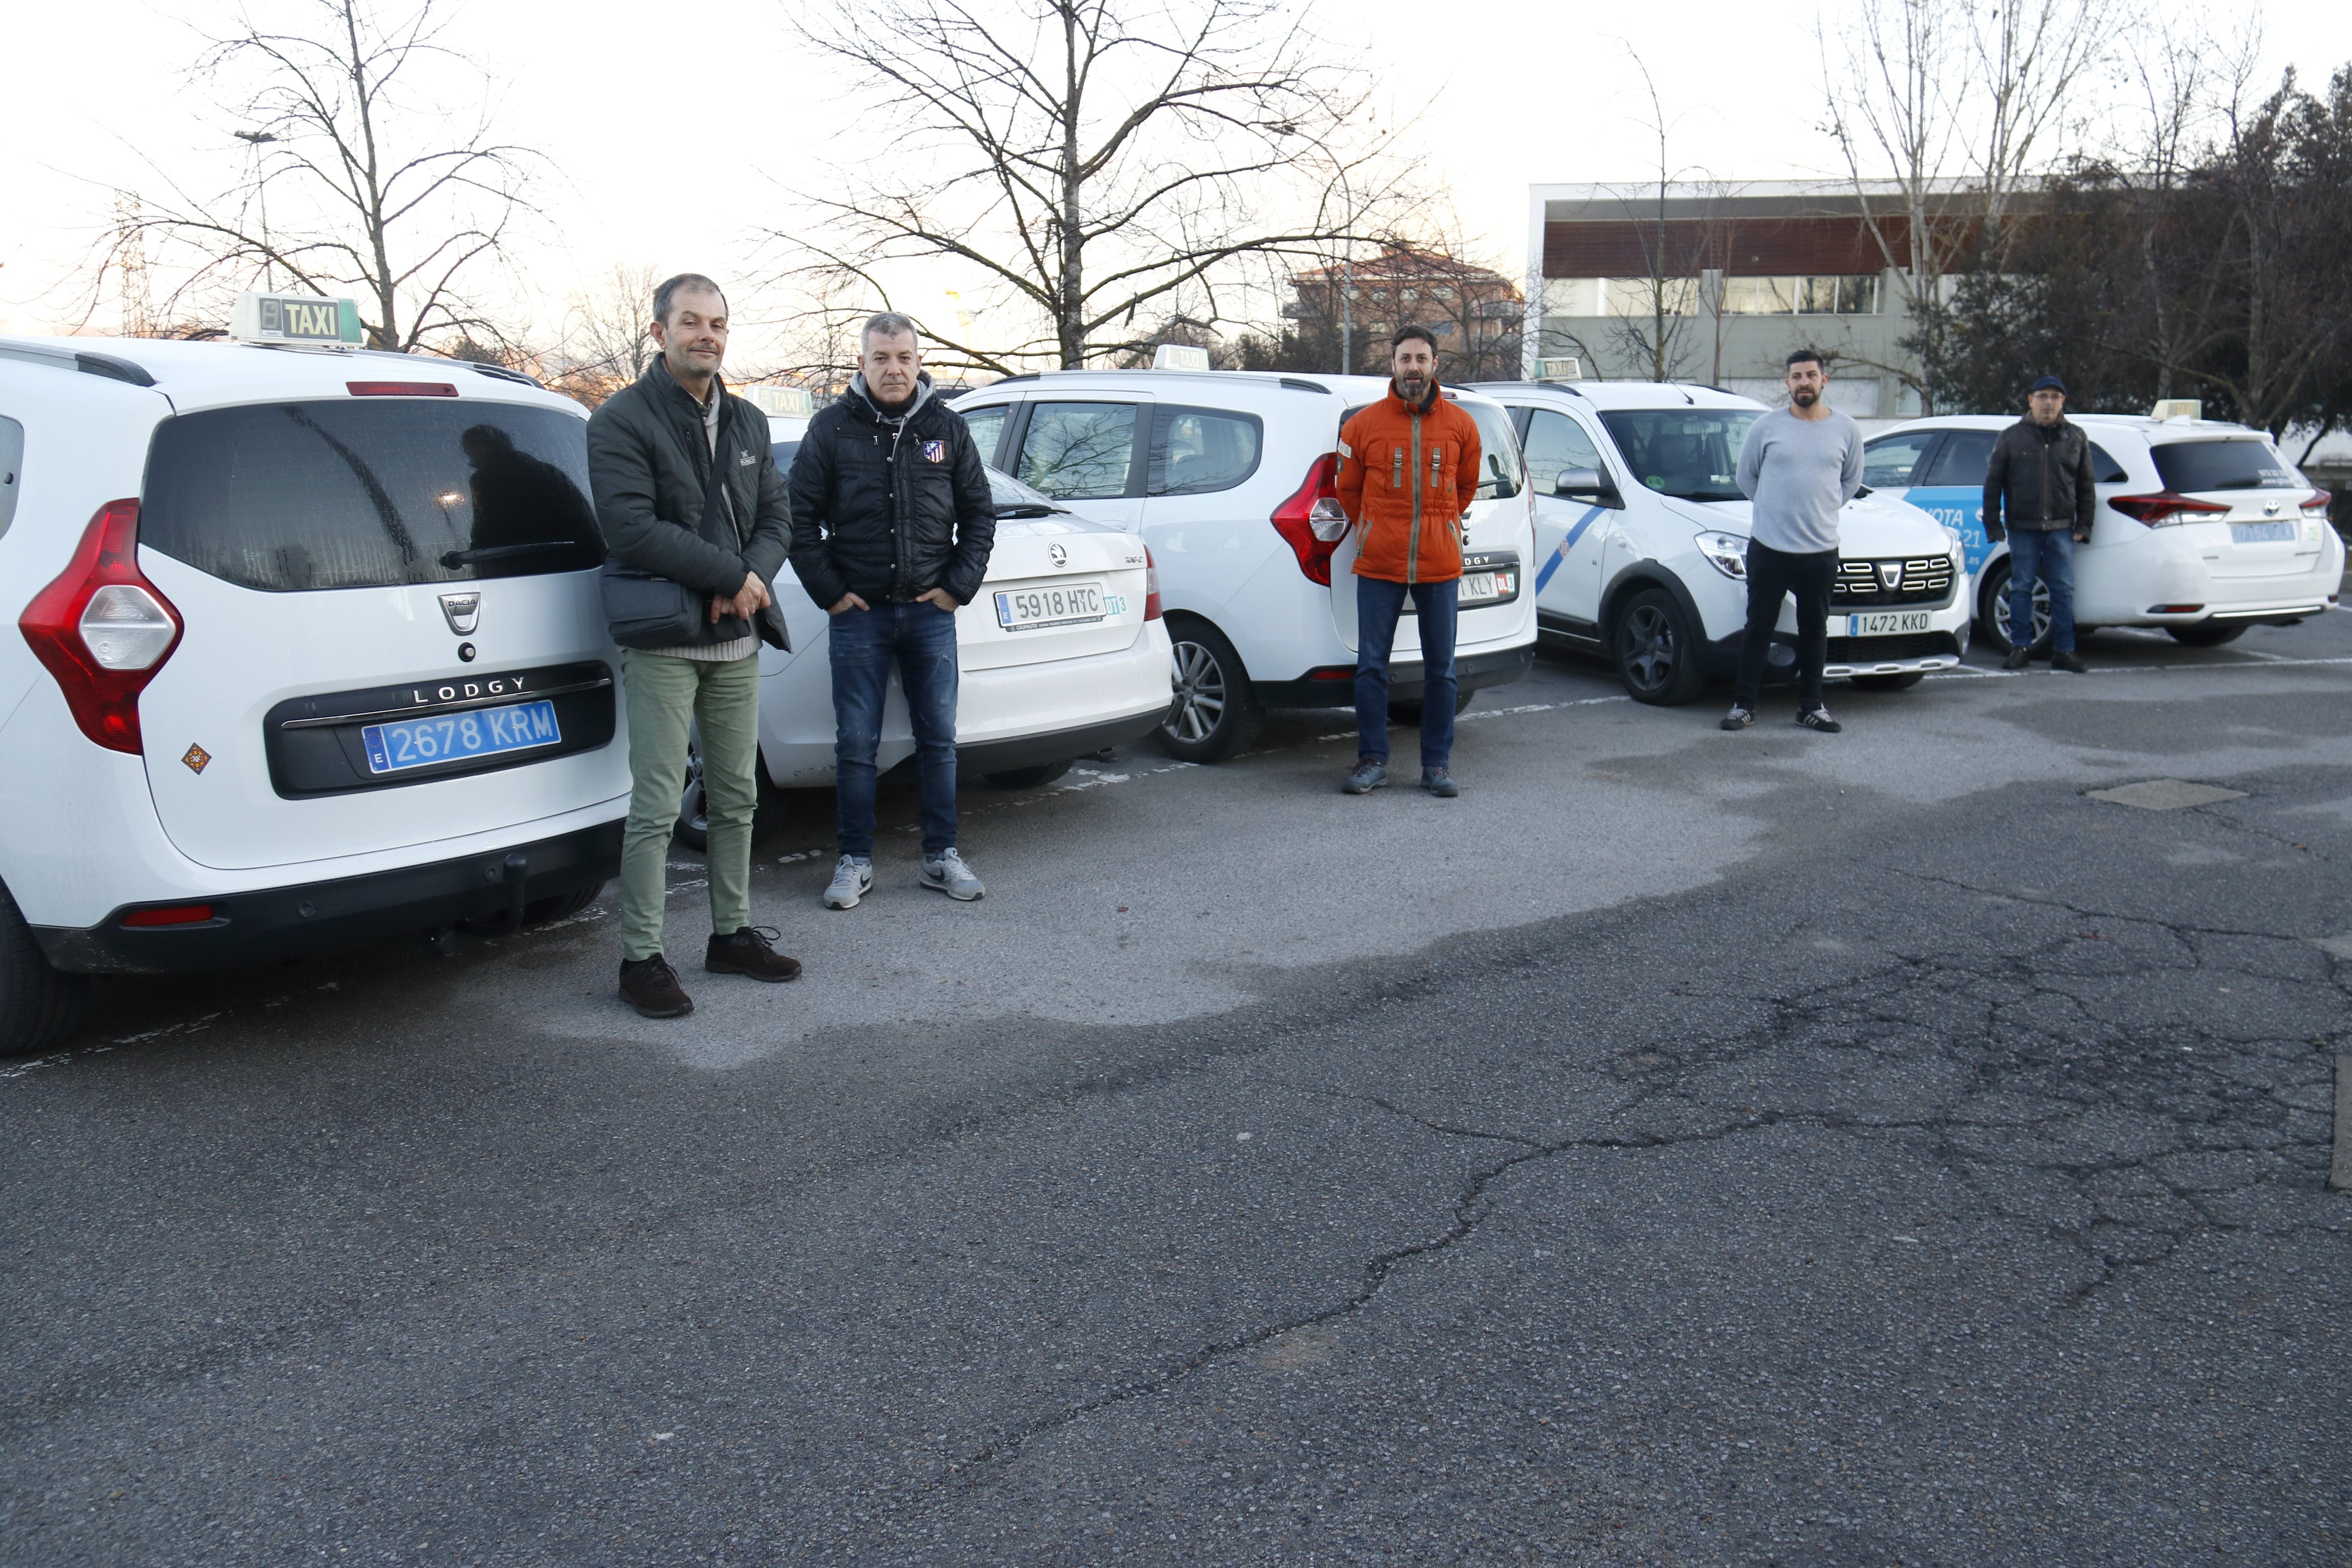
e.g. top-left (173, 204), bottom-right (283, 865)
top-left (438, 590), bottom-right (481, 636)
top-left (1048, 543), bottom-right (1068, 568)
top-left (1877, 562), bottom-right (1904, 590)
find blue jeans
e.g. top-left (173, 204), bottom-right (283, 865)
top-left (830, 601), bottom-right (959, 857)
top-left (1354, 576), bottom-right (1458, 770)
top-left (2007, 528), bottom-right (2077, 651)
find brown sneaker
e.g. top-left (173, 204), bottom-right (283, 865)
top-left (619, 954), bottom-right (694, 1018)
top-left (705, 925), bottom-right (803, 983)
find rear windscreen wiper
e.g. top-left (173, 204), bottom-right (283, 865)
top-left (439, 542), bottom-right (586, 569)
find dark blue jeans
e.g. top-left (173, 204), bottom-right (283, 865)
top-left (1355, 576), bottom-right (1458, 770)
top-left (830, 601), bottom-right (959, 857)
top-left (2006, 528), bottom-right (2077, 651)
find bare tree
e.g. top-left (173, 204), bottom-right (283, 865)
top-left (1821, 0), bottom-right (2114, 410)
top-left (89, 0), bottom-right (536, 352)
top-left (1602, 53), bottom-right (1713, 383)
top-left (543, 262), bottom-right (661, 405)
top-left (775, 0), bottom-right (1410, 373)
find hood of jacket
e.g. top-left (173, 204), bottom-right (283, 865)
top-left (847, 371), bottom-right (937, 427)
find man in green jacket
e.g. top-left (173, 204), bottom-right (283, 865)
top-left (586, 274), bottom-right (800, 1018)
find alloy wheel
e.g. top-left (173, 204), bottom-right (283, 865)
top-left (1166, 639), bottom-right (1227, 744)
top-left (1622, 603), bottom-right (1677, 694)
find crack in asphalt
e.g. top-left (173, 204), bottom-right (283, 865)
top-left (931, 868), bottom-right (2344, 1488)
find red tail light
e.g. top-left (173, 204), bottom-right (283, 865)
top-left (2109, 491), bottom-right (2230, 526)
top-left (346, 380), bottom-right (457, 397)
top-left (121, 903), bottom-right (215, 928)
top-left (1142, 545), bottom-right (1163, 620)
top-left (1270, 453), bottom-right (1346, 584)
top-left (2302, 489), bottom-right (2332, 518)
top-left (19, 499), bottom-right (183, 754)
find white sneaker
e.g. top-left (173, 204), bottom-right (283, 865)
top-left (920, 848), bottom-right (985, 901)
top-left (823, 855), bottom-right (874, 910)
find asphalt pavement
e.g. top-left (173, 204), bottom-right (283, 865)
top-left (6, 607), bottom-right (2350, 1567)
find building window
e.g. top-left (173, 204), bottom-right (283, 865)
top-left (1602, 277), bottom-right (1701, 317)
top-left (1401, 287), bottom-right (1419, 302)
top-left (1431, 321), bottom-right (1456, 336)
top-left (1434, 286), bottom-right (1456, 302)
top-left (1720, 275), bottom-right (1879, 315)
top-left (1370, 289), bottom-right (1389, 303)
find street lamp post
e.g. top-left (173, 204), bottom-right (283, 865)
top-left (1337, 168), bottom-right (1354, 377)
top-left (234, 129), bottom-right (279, 291)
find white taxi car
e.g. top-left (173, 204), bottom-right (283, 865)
top-left (945, 363), bottom-right (1538, 760)
top-left (1470, 380), bottom-right (1969, 702)
top-left (673, 443), bottom-right (1175, 846)
top-left (0, 328), bottom-right (627, 1055)
top-left (1861, 410), bottom-right (2342, 650)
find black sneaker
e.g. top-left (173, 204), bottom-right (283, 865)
top-left (1342, 758), bottom-right (1388, 794)
top-left (1720, 705), bottom-right (1755, 731)
top-left (1795, 706), bottom-right (1843, 733)
top-left (1420, 766), bottom-right (1459, 798)
top-left (2002, 647), bottom-right (2031, 671)
top-left (619, 954), bottom-right (694, 1018)
top-left (2051, 649), bottom-right (2088, 673)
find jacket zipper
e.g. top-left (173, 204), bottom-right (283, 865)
top-left (1406, 413), bottom-right (1424, 584)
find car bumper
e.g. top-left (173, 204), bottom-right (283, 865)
top-left (31, 820), bottom-right (622, 974)
top-left (958, 705), bottom-right (1170, 774)
top-left (1700, 629), bottom-right (1968, 680)
top-left (1254, 644), bottom-right (1538, 709)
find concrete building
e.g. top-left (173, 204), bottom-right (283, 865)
top-left (1522, 180), bottom-right (1968, 426)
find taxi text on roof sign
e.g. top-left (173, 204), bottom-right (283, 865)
top-left (230, 291), bottom-right (365, 345)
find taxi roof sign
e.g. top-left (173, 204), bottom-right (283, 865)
top-left (743, 384), bottom-right (815, 417)
top-left (231, 291), bottom-right (364, 345)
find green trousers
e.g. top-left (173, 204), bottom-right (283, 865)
top-left (618, 649), bottom-right (762, 962)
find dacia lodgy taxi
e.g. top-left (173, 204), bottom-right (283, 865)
top-left (0, 302), bottom-right (628, 1055)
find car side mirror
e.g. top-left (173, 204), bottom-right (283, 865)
top-left (1555, 467), bottom-right (1619, 507)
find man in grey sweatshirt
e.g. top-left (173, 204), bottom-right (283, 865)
top-left (1723, 348), bottom-right (1865, 733)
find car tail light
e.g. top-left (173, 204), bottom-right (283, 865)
top-left (347, 380), bottom-right (458, 396)
top-left (1270, 453), bottom-right (1346, 584)
top-left (2147, 603), bottom-right (2206, 614)
top-left (2109, 491), bottom-right (2230, 526)
top-left (121, 903), bottom-right (215, 928)
top-left (1143, 545), bottom-right (1163, 620)
top-left (19, 499), bottom-right (183, 753)
top-left (2302, 489), bottom-right (2332, 518)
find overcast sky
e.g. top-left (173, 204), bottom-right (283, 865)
top-left (5, 0), bottom-right (2349, 357)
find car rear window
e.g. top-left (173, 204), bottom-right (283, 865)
top-left (1148, 406), bottom-right (1262, 496)
top-left (1598, 409), bottom-right (1761, 502)
top-left (2152, 438), bottom-right (2302, 492)
top-left (141, 400), bottom-right (602, 592)
top-left (1460, 399), bottom-right (1524, 499)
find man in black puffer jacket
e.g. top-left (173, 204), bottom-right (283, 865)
top-left (1983, 374), bottom-right (2097, 673)
top-left (789, 312), bottom-right (995, 909)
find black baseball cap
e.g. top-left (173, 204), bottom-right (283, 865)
top-left (2030, 375), bottom-right (2067, 394)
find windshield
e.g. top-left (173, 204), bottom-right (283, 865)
top-left (1598, 409), bottom-right (1762, 502)
top-left (2152, 438), bottom-right (2303, 492)
top-left (142, 400), bottom-right (602, 592)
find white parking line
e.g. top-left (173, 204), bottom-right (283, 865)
top-left (1927, 654), bottom-right (2352, 682)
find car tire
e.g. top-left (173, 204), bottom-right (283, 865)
top-left (1157, 619), bottom-right (1260, 763)
top-left (522, 881), bottom-right (606, 925)
top-left (983, 760), bottom-right (1072, 789)
top-left (1849, 671), bottom-right (1927, 692)
top-left (0, 881), bottom-right (88, 1058)
top-left (1978, 559), bottom-right (2052, 655)
top-left (1613, 587), bottom-right (1707, 706)
top-left (2167, 623), bottom-right (2246, 647)
top-left (674, 737), bottom-right (787, 852)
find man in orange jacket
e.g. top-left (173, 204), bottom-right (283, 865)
top-left (1334, 325), bottom-right (1483, 797)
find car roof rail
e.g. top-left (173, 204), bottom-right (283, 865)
top-left (0, 340), bottom-right (159, 388)
top-left (1278, 377), bottom-right (1330, 394)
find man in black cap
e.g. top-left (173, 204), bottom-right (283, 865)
top-left (1983, 375), bottom-right (2096, 672)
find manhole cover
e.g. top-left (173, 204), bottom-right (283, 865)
top-left (2087, 778), bottom-right (2248, 810)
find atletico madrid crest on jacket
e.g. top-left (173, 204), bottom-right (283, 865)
top-left (922, 439), bottom-right (946, 462)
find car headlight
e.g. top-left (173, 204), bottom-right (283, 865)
top-left (1695, 531), bottom-right (1749, 580)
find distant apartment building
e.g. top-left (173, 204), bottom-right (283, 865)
top-left (1284, 243), bottom-right (1524, 378)
top-left (1522, 180), bottom-right (1970, 422)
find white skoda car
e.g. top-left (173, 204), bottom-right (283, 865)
top-left (1470, 380), bottom-right (1970, 703)
top-left (1861, 412), bottom-right (2342, 650)
top-left (672, 435), bottom-right (1177, 846)
top-left (0, 333), bottom-right (628, 1056)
